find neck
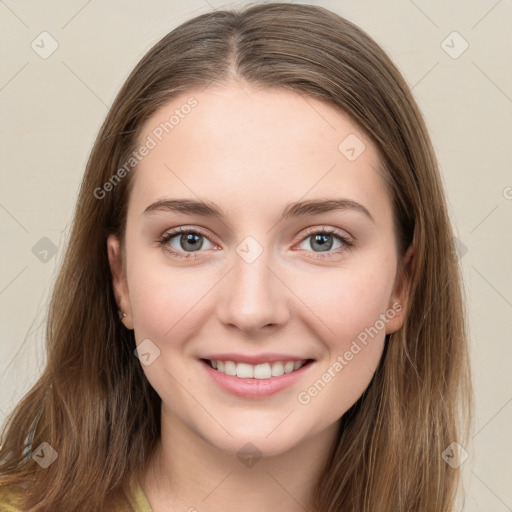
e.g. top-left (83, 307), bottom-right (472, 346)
top-left (140, 404), bottom-right (339, 512)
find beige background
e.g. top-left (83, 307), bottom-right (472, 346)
top-left (1, 0), bottom-right (511, 509)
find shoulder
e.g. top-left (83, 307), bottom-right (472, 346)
top-left (110, 476), bottom-right (153, 512)
top-left (0, 485), bottom-right (24, 511)
top-left (0, 479), bottom-right (153, 512)
top-left (125, 476), bottom-right (153, 512)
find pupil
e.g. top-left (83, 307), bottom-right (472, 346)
top-left (312, 234), bottom-right (332, 252)
top-left (182, 233), bottom-right (202, 251)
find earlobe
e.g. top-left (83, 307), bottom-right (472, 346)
top-left (107, 234), bottom-right (134, 330)
top-left (386, 244), bottom-right (414, 335)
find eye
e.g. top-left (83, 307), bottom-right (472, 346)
top-left (157, 226), bottom-right (354, 260)
top-left (295, 226), bottom-right (353, 259)
top-left (157, 227), bottom-right (216, 260)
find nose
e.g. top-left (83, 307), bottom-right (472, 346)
top-left (216, 252), bottom-right (290, 335)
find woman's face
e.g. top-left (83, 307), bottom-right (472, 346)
top-left (108, 81), bottom-right (411, 457)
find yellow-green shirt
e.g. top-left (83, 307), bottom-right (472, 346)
top-left (126, 477), bottom-right (154, 512)
top-left (0, 477), bottom-right (153, 511)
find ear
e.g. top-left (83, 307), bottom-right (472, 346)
top-left (107, 234), bottom-right (134, 330)
top-left (385, 243), bottom-right (414, 335)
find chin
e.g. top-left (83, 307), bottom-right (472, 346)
top-left (203, 428), bottom-right (301, 459)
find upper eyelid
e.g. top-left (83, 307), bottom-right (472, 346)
top-left (163, 226), bottom-right (218, 246)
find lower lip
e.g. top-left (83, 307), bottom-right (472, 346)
top-left (199, 359), bottom-right (315, 399)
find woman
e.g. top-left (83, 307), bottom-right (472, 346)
top-left (0, 3), bottom-right (473, 511)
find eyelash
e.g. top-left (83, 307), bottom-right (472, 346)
top-left (156, 226), bottom-right (354, 260)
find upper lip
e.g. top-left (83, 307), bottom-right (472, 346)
top-left (200, 353), bottom-right (314, 365)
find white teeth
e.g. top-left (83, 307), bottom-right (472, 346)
top-left (236, 363), bottom-right (254, 378)
top-left (208, 359), bottom-right (309, 379)
top-left (253, 363), bottom-right (271, 379)
top-left (271, 362), bottom-right (284, 377)
top-left (224, 361), bottom-right (237, 376)
top-left (284, 361), bottom-right (295, 373)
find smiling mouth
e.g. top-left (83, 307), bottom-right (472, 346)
top-left (200, 358), bottom-right (314, 380)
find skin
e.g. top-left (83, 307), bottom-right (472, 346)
top-left (107, 80), bottom-right (413, 511)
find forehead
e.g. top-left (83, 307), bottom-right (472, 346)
top-left (129, 82), bottom-right (392, 228)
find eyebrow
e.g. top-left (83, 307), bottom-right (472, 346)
top-left (143, 197), bottom-right (375, 224)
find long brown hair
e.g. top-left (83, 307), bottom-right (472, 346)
top-left (0, 3), bottom-right (473, 510)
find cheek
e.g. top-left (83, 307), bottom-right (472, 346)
top-left (291, 266), bottom-right (392, 409)
top-left (126, 247), bottom-right (217, 343)
top-left (296, 268), bottom-right (393, 416)
top-left (295, 263), bottom-right (394, 349)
